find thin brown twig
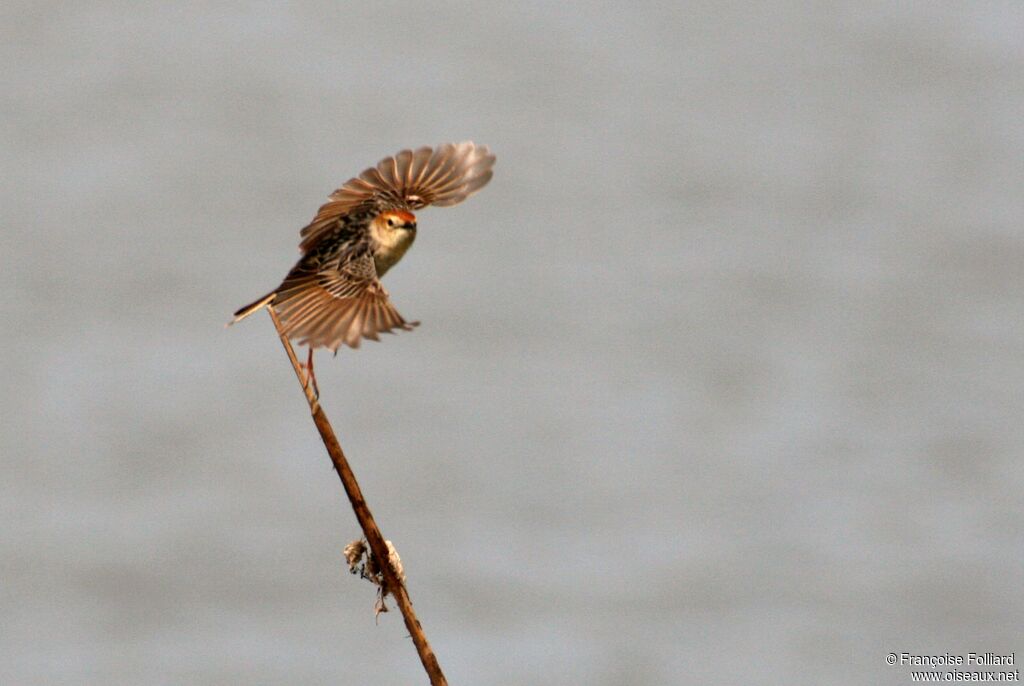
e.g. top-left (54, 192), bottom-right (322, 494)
top-left (266, 305), bottom-right (448, 686)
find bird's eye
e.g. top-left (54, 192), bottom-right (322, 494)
top-left (386, 218), bottom-right (394, 227)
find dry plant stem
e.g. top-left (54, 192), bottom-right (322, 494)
top-left (266, 305), bottom-right (448, 686)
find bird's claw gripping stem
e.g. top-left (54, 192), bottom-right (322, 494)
top-left (302, 347), bottom-right (320, 400)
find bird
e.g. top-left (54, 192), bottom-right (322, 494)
top-left (230, 142), bottom-right (495, 394)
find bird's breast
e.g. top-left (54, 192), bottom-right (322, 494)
top-left (372, 228), bottom-right (415, 277)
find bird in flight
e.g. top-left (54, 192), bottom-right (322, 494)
top-left (231, 142), bottom-right (495, 393)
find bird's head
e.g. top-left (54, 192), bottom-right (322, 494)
top-left (376, 209), bottom-right (417, 233)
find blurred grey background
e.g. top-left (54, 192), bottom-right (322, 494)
top-left (2, 2), bottom-right (1022, 685)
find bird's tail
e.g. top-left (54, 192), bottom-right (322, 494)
top-left (228, 291), bottom-right (276, 326)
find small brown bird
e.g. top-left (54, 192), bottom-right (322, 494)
top-left (231, 142), bottom-right (495, 391)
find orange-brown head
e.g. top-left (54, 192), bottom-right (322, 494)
top-left (378, 209), bottom-right (417, 230)
top-left (370, 210), bottom-right (418, 277)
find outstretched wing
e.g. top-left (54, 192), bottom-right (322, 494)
top-left (299, 141), bottom-right (495, 251)
top-left (272, 252), bottom-right (415, 351)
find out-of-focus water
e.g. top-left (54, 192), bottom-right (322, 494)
top-left (2, 3), bottom-right (1022, 684)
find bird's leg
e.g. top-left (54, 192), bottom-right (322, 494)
top-left (303, 347), bottom-right (320, 399)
